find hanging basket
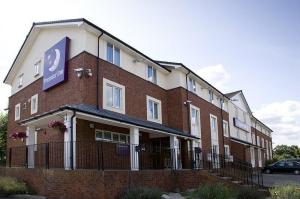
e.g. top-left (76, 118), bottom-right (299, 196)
top-left (9, 132), bottom-right (27, 141)
top-left (48, 120), bottom-right (67, 134)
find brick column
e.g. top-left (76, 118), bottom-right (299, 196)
top-left (130, 127), bottom-right (139, 170)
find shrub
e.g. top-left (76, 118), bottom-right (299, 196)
top-left (235, 187), bottom-right (265, 199)
top-left (270, 184), bottom-right (300, 199)
top-left (0, 177), bottom-right (28, 196)
top-left (122, 187), bottom-right (163, 199)
top-left (187, 184), bottom-right (235, 199)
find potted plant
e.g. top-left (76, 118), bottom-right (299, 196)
top-left (48, 120), bottom-right (67, 134)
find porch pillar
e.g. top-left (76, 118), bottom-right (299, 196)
top-left (130, 127), bottom-right (139, 170)
top-left (64, 113), bottom-right (72, 170)
top-left (26, 126), bottom-right (35, 168)
top-left (170, 135), bottom-right (179, 169)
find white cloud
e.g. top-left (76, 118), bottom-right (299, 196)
top-left (254, 100), bottom-right (300, 147)
top-left (195, 64), bottom-right (230, 90)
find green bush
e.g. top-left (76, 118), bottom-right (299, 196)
top-left (187, 184), bottom-right (235, 199)
top-left (235, 187), bottom-right (265, 199)
top-left (0, 177), bottom-right (28, 196)
top-left (122, 187), bottom-right (163, 199)
top-left (270, 184), bottom-right (300, 199)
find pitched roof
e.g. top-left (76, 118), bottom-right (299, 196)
top-left (225, 90), bottom-right (242, 98)
top-left (3, 18), bottom-right (170, 84)
top-left (20, 104), bottom-right (199, 140)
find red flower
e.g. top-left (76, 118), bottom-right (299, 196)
top-left (48, 120), bottom-right (67, 133)
top-left (9, 132), bottom-right (27, 139)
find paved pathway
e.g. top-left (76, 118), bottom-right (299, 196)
top-left (263, 173), bottom-right (300, 187)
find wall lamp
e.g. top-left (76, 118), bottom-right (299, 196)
top-left (74, 68), bottom-right (93, 78)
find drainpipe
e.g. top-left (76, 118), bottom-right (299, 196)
top-left (70, 110), bottom-right (76, 170)
top-left (220, 98), bottom-right (225, 155)
top-left (96, 32), bottom-right (104, 110)
top-left (185, 71), bottom-right (193, 168)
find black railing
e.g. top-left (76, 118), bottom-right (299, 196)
top-left (6, 142), bottom-right (263, 187)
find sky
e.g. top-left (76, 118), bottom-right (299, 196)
top-left (0, 0), bottom-right (299, 146)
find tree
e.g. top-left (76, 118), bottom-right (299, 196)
top-left (273, 145), bottom-right (300, 161)
top-left (0, 113), bottom-right (7, 165)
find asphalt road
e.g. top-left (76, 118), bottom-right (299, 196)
top-left (263, 173), bottom-right (300, 187)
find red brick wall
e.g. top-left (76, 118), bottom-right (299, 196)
top-left (0, 167), bottom-right (237, 199)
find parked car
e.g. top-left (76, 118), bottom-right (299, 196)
top-left (263, 160), bottom-right (300, 175)
top-left (286, 158), bottom-right (300, 163)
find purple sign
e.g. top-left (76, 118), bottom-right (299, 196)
top-left (43, 37), bottom-right (70, 91)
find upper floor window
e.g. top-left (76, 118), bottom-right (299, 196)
top-left (31, 94), bottom-right (38, 114)
top-left (190, 105), bottom-right (201, 137)
top-left (107, 42), bottom-right (120, 66)
top-left (103, 78), bottom-right (125, 114)
top-left (224, 145), bottom-right (230, 157)
top-left (34, 61), bottom-right (40, 76)
top-left (257, 135), bottom-right (260, 146)
top-left (146, 96), bottom-right (162, 123)
top-left (252, 133), bottom-right (256, 145)
top-left (188, 77), bottom-right (196, 93)
top-left (15, 103), bottom-right (21, 121)
top-left (147, 66), bottom-right (157, 84)
top-left (261, 138), bottom-right (265, 148)
top-left (209, 90), bottom-right (214, 102)
top-left (18, 74), bottom-right (24, 88)
top-left (223, 120), bottom-right (229, 137)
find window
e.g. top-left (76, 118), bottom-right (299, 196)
top-left (106, 42), bottom-right (121, 66)
top-left (252, 133), bottom-right (256, 145)
top-left (223, 121), bottom-right (229, 137)
top-left (190, 105), bottom-right (201, 137)
top-left (210, 116), bottom-right (217, 132)
top-left (31, 94), bottom-right (38, 114)
top-left (147, 66), bottom-right (157, 84)
top-left (210, 114), bottom-right (219, 146)
top-left (261, 138), bottom-right (265, 148)
top-left (257, 136), bottom-right (260, 146)
top-left (146, 96), bottom-right (162, 123)
top-left (95, 130), bottom-right (129, 144)
top-left (188, 77), bottom-right (196, 93)
top-left (18, 74), bottom-right (23, 88)
top-left (103, 78), bottom-right (125, 114)
top-left (15, 103), bottom-right (21, 121)
top-left (224, 145), bottom-right (230, 157)
top-left (34, 61), bottom-right (40, 76)
top-left (209, 90), bottom-right (214, 102)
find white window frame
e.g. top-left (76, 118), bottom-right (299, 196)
top-left (34, 61), bottom-right (41, 77)
top-left (30, 94), bottom-right (38, 114)
top-left (257, 135), bottom-right (260, 146)
top-left (147, 65), bottom-right (157, 84)
top-left (261, 138), bottom-right (265, 148)
top-left (18, 74), bottom-right (24, 88)
top-left (146, 95), bottom-right (162, 124)
top-left (223, 120), bottom-right (229, 137)
top-left (103, 78), bottom-right (125, 114)
top-left (188, 77), bottom-right (196, 93)
top-left (210, 114), bottom-right (219, 151)
top-left (252, 133), bottom-right (256, 145)
top-left (15, 103), bottom-right (21, 121)
top-left (209, 90), bottom-right (214, 103)
top-left (95, 130), bottom-right (129, 144)
top-left (224, 145), bottom-right (230, 157)
top-left (106, 42), bottom-right (121, 66)
top-left (190, 104), bottom-right (201, 138)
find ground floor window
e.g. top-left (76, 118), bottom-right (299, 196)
top-left (95, 130), bottom-right (129, 144)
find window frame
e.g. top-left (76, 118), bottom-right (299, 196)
top-left (18, 74), bottom-right (24, 88)
top-left (34, 61), bottom-right (41, 77)
top-left (103, 78), bottom-right (125, 114)
top-left (224, 145), bottom-right (230, 157)
top-left (146, 95), bottom-right (162, 123)
top-left (106, 42), bottom-right (121, 67)
top-left (209, 90), bottom-right (214, 103)
top-left (188, 77), bottom-right (196, 93)
top-left (147, 65), bottom-right (157, 84)
top-left (223, 120), bottom-right (229, 137)
top-left (95, 130), bottom-right (129, 144)
top-left (30, 94), bottom-right (38, 114)
top-left (15, 103), bottom-right (21, 121)
top-left (190, 104), bottom-right (201, 138)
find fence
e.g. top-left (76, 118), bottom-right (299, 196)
top-left (6, 141), bottom-right (263, 187)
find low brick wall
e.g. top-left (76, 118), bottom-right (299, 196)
top-left (0, 167), bottom-right (234, 199)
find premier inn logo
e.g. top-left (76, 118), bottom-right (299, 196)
top-left (43, 37), bottom-right (70, 91)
